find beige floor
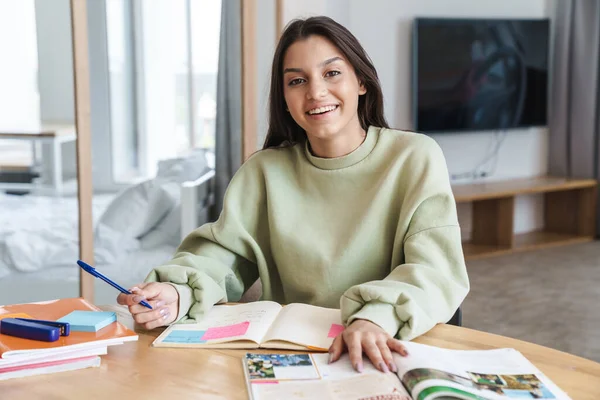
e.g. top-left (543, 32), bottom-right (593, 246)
top-left (463, 241), bottom-right (600, 363)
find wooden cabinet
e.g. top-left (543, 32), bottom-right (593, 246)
top-left (452, 176), bottom-right (598, 260)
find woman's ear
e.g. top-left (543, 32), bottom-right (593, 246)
top-left (358, 81), bottom-right (367, 95)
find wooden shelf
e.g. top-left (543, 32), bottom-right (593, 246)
top-left (453, 176), bottom-right (597, 202)
top-left (454, 176), bottom-right (598, 260)
top-left (462, 242), bottom-right (511, 259)
top-left (513, 231), bottom-right (594, 250)
top-left (0, 164), bottom-right (31, 173)
top-left (464, 232), bottom-right (594, 260)
top-left (0, 151), bottom-right (33, 173)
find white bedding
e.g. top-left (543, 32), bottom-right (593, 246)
top-left (0, 244), bottom-right (176, 306)
top-left (0, 151), bottom-right (212, 304)
top-left (0, 193), bottom-right (140, 278)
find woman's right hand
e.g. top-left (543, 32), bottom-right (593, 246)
top-left (117, 282), bottom-right (179, 329)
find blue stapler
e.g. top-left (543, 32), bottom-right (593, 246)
top-left (0, 318), bottom-right (70, 342)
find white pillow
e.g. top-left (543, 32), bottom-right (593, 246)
top-left (0, 242), bottom-right (12, 279)
top-left (155, 149), bottom-right (210, 183)
top-left (138, 204), bottom-right (181, 249)
top-left (97, 179), bottom-right (177, 240)
top-left (94, 223), bottom-right (140, 263)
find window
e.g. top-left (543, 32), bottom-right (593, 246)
top-left (0, 0), bottom-right (39, 170)
top-left (106, 0), bottom-right (137, 182)
top-left (190, 0), bottom-right (221, 149)
top-left (0, 0), bottom-right (39, 126)
top-left (106, 0), bottom-right (221, 181)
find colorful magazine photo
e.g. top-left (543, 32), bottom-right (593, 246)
top-left (244, 353), bottom-right (320, 381)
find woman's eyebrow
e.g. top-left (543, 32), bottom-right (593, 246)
top-left (283, 56), bottom-right (344, 74)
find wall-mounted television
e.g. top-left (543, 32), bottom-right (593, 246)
top-left (412, 18), bottom-right (549, 133)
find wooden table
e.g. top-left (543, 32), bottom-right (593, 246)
top-left (2, 313), bottom-right (600, 400)
top-left (0, 124), bottom-right (76, 195)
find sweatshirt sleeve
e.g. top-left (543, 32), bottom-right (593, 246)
top-left (340, 137), bottom-right (470, 340)
top-left (144, 158), bottom-right (266, 323)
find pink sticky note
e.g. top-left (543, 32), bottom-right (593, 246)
top-left (327, 323), bottom-right (344, 338)
top-left (201, 321), bottom-right (250, 340)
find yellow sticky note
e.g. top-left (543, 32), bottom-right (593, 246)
top-left (0, 313), bottom-right (33, 321)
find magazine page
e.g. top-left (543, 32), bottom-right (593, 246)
top-left (261, 303), bottom-right (342, 351)
top-left (393, 341), bottom-right (571, 400)
top-left (248, 353), bottom-right (411, 400)
top-left (153, 301), bottom-right (282, 348)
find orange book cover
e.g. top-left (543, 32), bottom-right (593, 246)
top-left (0, 298), bottom-right (138, 359)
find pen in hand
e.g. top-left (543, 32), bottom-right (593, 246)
top-left (77, 260), bottom-right (153, 309)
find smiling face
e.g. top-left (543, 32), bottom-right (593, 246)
top-left (282, 35), bottom-right (367, 155)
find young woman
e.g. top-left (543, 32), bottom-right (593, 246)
top-left (118, 16), bottom-right (469, 374)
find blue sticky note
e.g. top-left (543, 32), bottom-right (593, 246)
top-left (57, 311), bottom-right (117, 332)
top-left (162, 330), bottom-right (207, 344)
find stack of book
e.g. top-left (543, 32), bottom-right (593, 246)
top-left (0, 297), bottom-right (138, 380)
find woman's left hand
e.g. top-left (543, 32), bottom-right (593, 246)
top-left (328, 319), bottom-right (408, 373)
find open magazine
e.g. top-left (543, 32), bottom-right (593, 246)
top-left (243, 341), bottom-right (571, 400)
top-left (152, 301), bottom-right (341, 351)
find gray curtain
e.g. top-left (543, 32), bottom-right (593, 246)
top-left (211, 0), bottom-right (242, 220)
top-left (549, 0), bottom-right (600, 235)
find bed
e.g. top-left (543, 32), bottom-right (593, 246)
top-left (0, 151), bottom-right (216, 306)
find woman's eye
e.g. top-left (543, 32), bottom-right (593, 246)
top-left (288, 78), bottom-right (305, 86)
top-left (325, 70), bottom-right (341, 78)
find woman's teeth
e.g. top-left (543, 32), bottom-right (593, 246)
top-left (308, 105), bottom-right (338, 115)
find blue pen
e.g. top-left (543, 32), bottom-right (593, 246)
top-left (77, 260), bottom-right (153, 309)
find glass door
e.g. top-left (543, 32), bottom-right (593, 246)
top-left (0, 0), bottom-right (82, 304)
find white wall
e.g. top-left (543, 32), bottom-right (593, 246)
top-left (255, 0), bottom-right (276, 149)
top-left (34, 0), bottom-right (77, 182)
top-left (257, 0), bottom-right (552, 237)
top-left (34, 0), bottom-right (75, 123)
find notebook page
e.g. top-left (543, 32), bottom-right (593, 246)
top-left (261, 303), bottom-right (342, 350)
top-left (154, 301), bottom-right (283, 346)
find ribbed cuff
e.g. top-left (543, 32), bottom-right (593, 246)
top-left (165, 283), bottom-right (195, 323)
top-left (347, 302), bottom-right (402, 337)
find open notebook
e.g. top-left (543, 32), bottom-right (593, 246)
top-left (152, 301), bottom-right (342, 351)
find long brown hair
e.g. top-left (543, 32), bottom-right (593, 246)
top-left (262, 16), bottom-right (389, 149)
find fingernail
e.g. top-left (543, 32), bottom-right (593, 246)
top-left (155, 301), bottom-right (165, 307)
top-left (355, 363), bottom-right (363, 373)
top-left (159, 308), bottom-right (168, 316)
top-left (389, 362), bottom-right (397, 373)
top-left (402, 349), bottom-right (409, 356)
top-left (130, 287), bottom-right (140, 293)
top-left (328, 353), bottom-right (334, 364)
top-left (162, 312), bottom-right (170, 320)
top-left (133, 295), bottom-right (145, 303)
top-left (379, 362), bottom-right (389, 373)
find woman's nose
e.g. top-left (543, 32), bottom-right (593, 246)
top-left (307, 80), bottom-right (327, 99)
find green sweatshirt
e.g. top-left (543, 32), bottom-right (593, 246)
top-left (145, 126), bottom-right (469, 340)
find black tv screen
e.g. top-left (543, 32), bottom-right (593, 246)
top-left (412, 18), bottom-right (549, 133)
